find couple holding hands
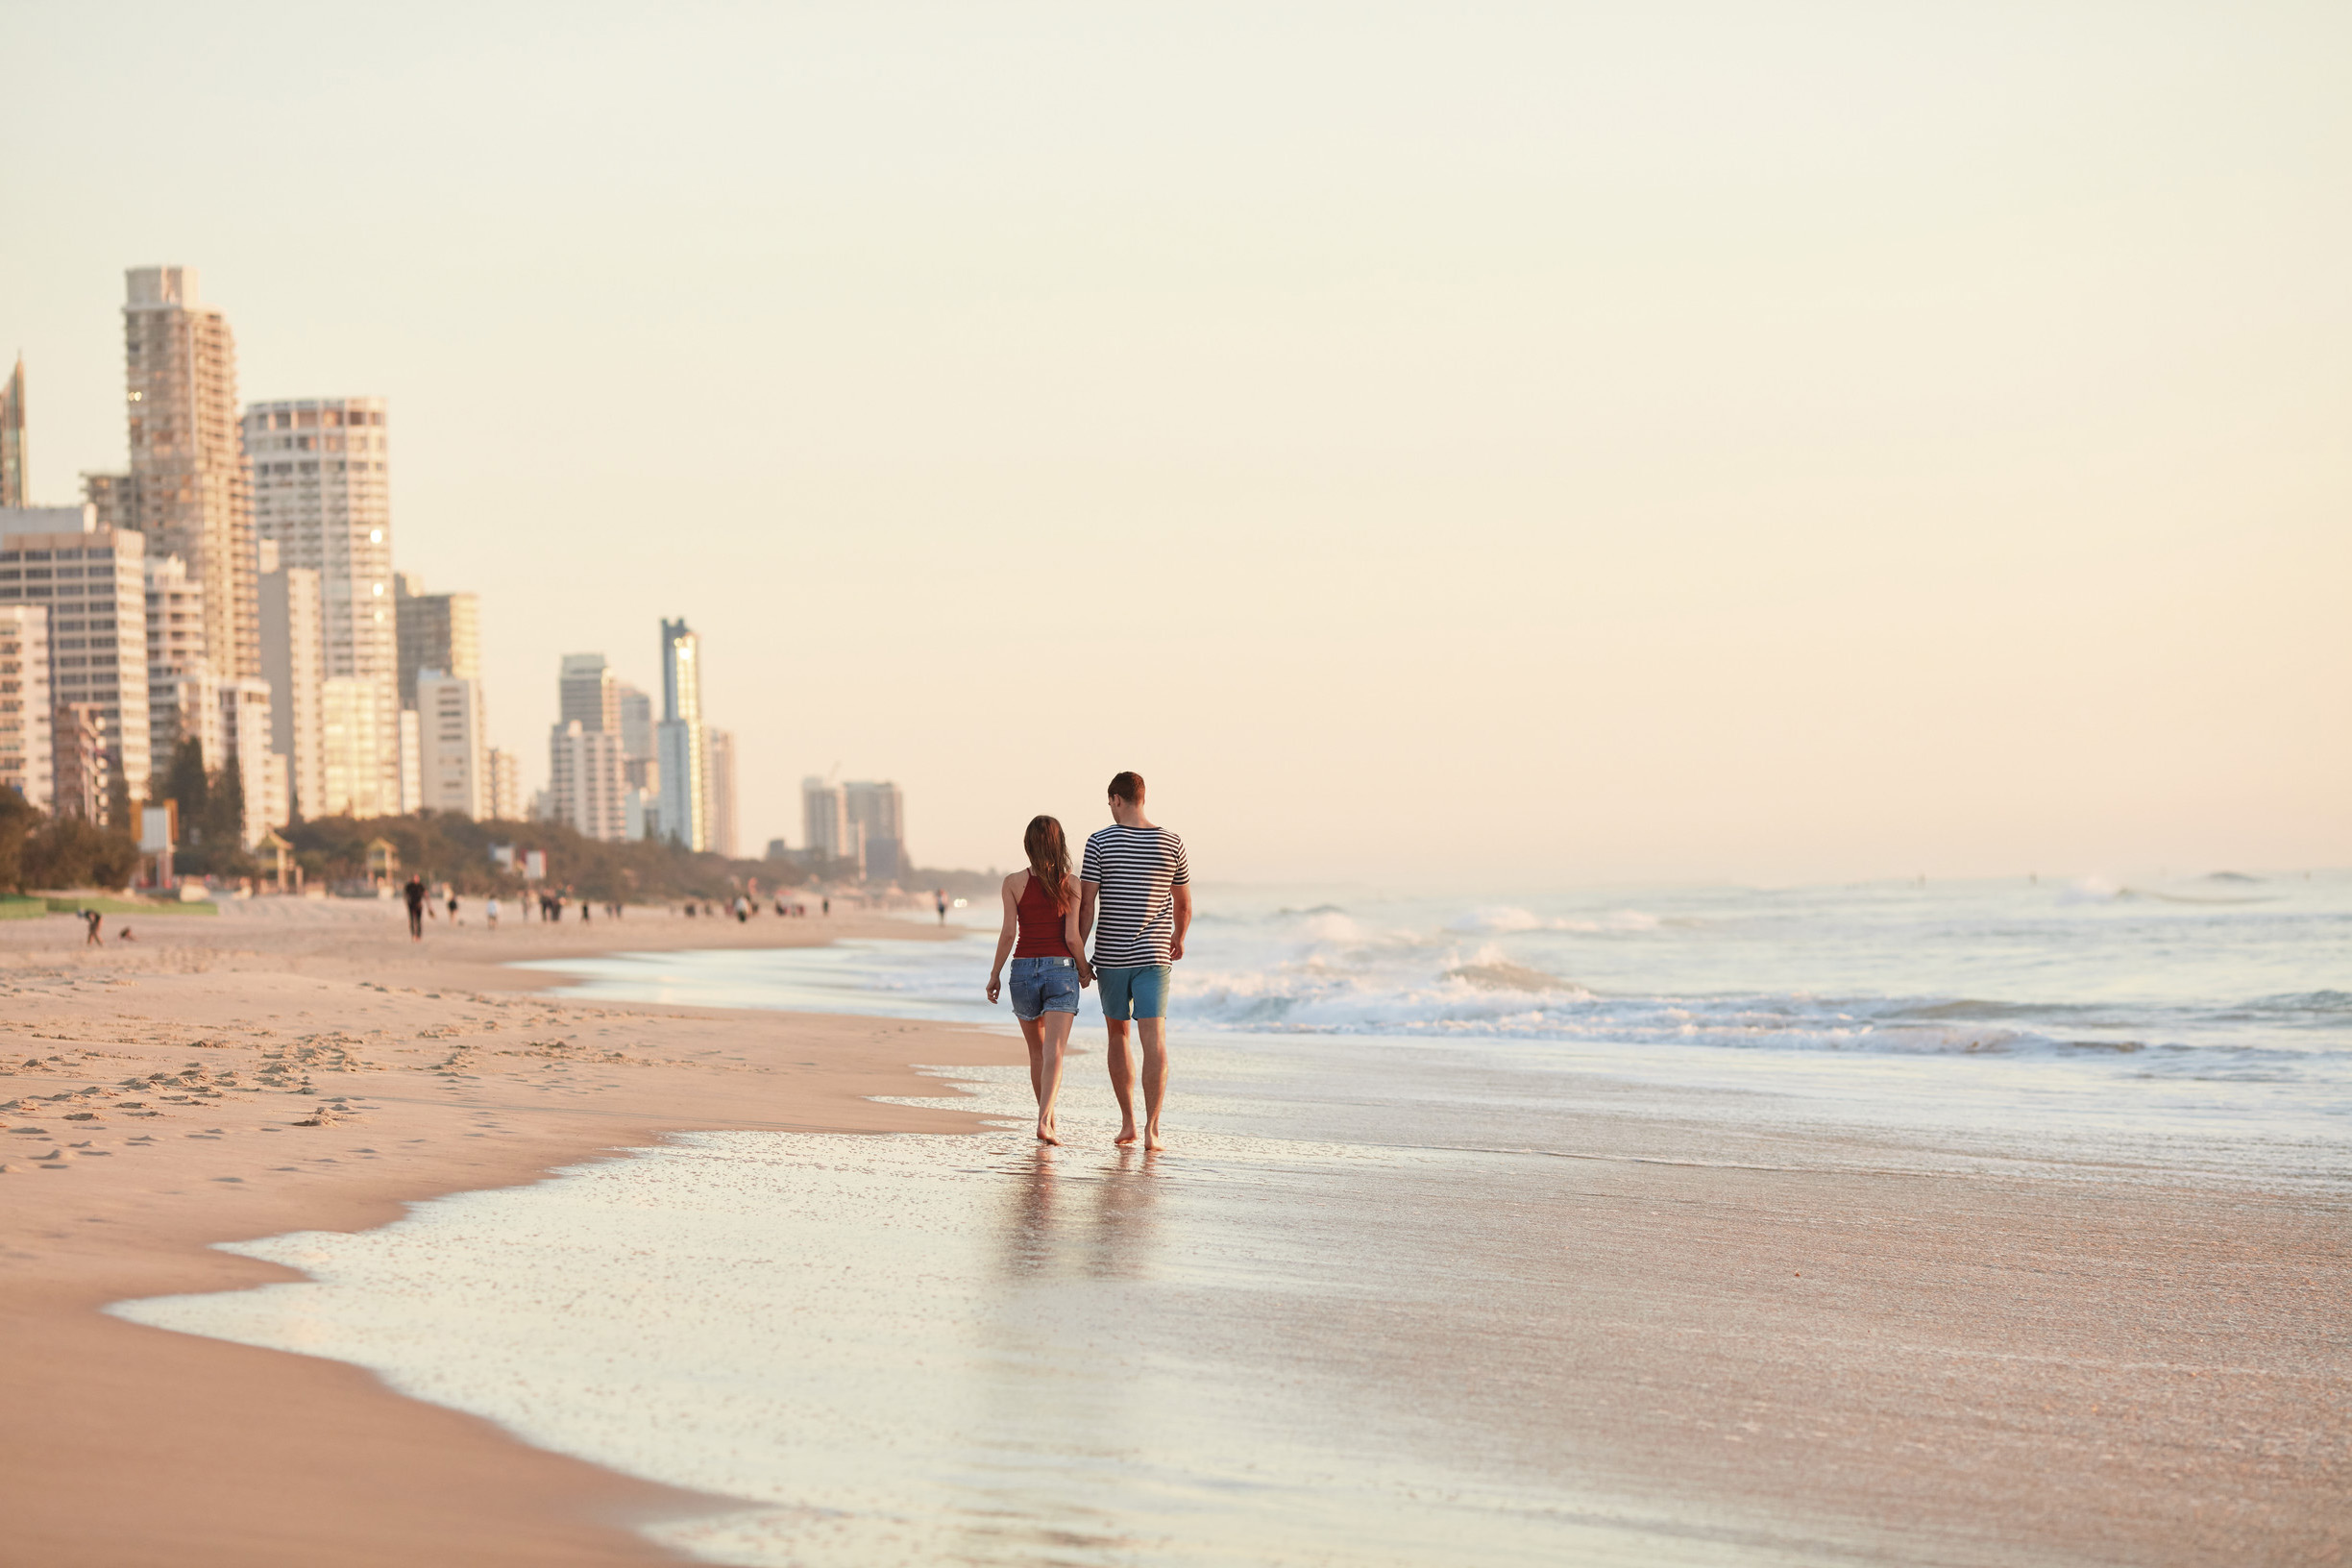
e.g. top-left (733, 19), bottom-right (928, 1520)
top-left (986, 771), bottom-right (1189, 1151)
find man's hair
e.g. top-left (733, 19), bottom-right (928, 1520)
top-left (1108, 771), bottom-right (1146, 804)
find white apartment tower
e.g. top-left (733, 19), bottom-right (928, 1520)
top-left (0, 603), bottom-right (52, 809)
top-left (245, 395), bottom-right (397, 814)
top-left (257, 540), bottom-right (324, 821)
top-left (417, 669), bottom-right (488, 819)
top-left (548, 720), bottom-right (627, 842)
top-left (653, 619), bottom-right (709, 850)
top-left (0, 506), bottom-right (151, 809)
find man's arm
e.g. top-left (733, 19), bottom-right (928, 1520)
top-left (1170, 884), bottom-right (1192, 963)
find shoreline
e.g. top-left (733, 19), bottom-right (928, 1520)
top-left (0, 900), bottom-right (1002, 1566)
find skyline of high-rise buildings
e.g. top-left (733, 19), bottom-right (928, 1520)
top-left (2, 264), bottom-right (904, 879)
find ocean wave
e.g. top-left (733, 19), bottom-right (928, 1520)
top-left (1446, 905), bottom-right (1662, 935)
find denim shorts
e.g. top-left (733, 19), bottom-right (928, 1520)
top-left (1008, 956), bottom-right (1081, 1020)
top-left (1096, 964), bottom-right (1171, 1021)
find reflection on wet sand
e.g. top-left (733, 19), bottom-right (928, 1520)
top-left (960, 1145), bottom-right (1171, 1563)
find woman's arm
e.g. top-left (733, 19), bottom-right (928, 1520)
top-left (986, 874), bottom-right (1019, 1004)
top-left (1063, 875), bottom-right (1093, 987)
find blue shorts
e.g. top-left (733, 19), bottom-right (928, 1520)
top-left (1096, 964), bottom-right (1171, 1021)
top-left (1008, 956), bottom-right (1081, 1021)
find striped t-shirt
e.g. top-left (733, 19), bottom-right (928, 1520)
top-left (1081, 824), bottom-right (1190, 967)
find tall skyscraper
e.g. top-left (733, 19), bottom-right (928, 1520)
top-left (548, 720), bottom-right (626, 842)
top-left (416, 670), bottom-right (488, 819)
top-left (615, 679), bottom-right (656, 792)
top-left (394, 576), bottom-right (480, 707)
top-left (707, 728), bottom-right (739, 858)
top-left (246, 395), bottom-right (395, 809)
top-left (559, 653), bottom-right (619, 734)
top-left (845, 780), bottom-right (907, 884)
top-left (0, 505), bottom-right (151, 812)
top-left (0, 603), bottom-right (52, 809)
top-left (801, 777), bottom-right (848, 862)
top-left (1, 356), bottom-right (26, 508)
top-left (654, 619), bottom-right (708, 849)
top-left (112, 267), bottom-right (258, 679)
top-left (257, 540), bottom-right (324, 821)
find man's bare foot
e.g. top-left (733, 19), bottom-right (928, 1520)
top-left (1115, 1123), bottom-right (1138, 1145)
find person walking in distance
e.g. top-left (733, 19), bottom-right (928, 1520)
top-left (1079, 772), bottom-right (1190, 1150)
top-left (404, 875), bottom-right (427, 942)
top-left (985, 816), bottom-right (1092, 1144)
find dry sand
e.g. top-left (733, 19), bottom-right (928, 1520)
top-left (1, 898), bottom-right (2344, 1567)
top-left (0, 897), bottom-right (995, 1566)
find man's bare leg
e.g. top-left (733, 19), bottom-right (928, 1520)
top-left (1137, 1017), bottom-right (1170, 1151)
top-left (1107, 1019), bottom-right (1139, 1144)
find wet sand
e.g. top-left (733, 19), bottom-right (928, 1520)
top-left (0, 898), bottom-right (995, 1566)
top-left (3, 899), bottom-right (2346, 1566)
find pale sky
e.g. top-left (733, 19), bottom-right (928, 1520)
top-left (6, 1), bottom-right (2346, 884)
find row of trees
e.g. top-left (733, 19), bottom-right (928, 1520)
top-left (2, 747), bottom-right (1001, 901)
top-left (0, 789), bottom-right (139, 894)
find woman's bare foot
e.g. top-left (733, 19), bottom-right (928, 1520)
top-left (1144, 1128), bottom-right (1164, 1151)
top-left (1115, 1122), bottom-right (1138, 1145)
top-left (1035, 1117), bottom-right (1061, 1145)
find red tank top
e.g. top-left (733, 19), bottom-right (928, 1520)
top-left (1014, 872), bottom-right (1072, 957)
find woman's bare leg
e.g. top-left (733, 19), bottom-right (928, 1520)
top-left (1017, 1016), bottom-right (1046, 1107)
top-left (1034, 1011), bottom-right (1071, 1143)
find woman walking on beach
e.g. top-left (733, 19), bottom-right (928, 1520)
top-left (987, 816), bottom-right (1092, 1145)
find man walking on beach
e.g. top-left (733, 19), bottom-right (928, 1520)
top-left (1079, 772), bottom-right (1190, 1151)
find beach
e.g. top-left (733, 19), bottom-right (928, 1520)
top-left (0, 898), bottom-right (995, 1566)
top-left (4, 888), bottom-right (2346, 1566)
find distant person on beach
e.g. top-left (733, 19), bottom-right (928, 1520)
top-left (447, 893), bottom-right (460, 924)
top-left (404, 876), bottom-right (427, 942)
top-left (83, 909), bottom-right (102, 945)
top-left (822, 895), bottom-right (830, 917)
top-left (987, 815), bottom-right (1092, 1145)
top-left (936, 889), bottom-right (948, 925)
top-left (1080, 772), bottom-right (1189, 1151)
top-left (486, 896), bottom-right (500, 930)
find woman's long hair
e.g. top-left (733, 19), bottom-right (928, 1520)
top-left (1024, 815), bottom-right (1070, 911)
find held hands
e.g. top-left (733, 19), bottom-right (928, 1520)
top-left (985, 971), bottom-right (1001, 1005)
top-left (1078, 961), bottom-right (1096, 990)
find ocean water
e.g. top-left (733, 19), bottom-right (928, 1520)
top-left (114, 872), bottom-right (2351, 1565)
top-left (527, 871), bottom-right (2352, 1185)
